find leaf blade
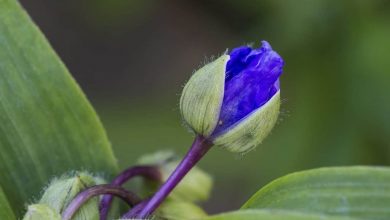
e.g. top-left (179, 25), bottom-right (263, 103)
top-left (205, 210), bottom-right (357, 220)
top-left (0, 0), bottom-right (118, 216)
top-left (0, 186), bottom-right (16, 220)
top-left (242, 166), bottom-right (390, 220)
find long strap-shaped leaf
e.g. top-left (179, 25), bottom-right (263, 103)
top-left (205, 210), bottom-right (356, 220)
top-left (0, 186), bottom-right (15, 220)
top-left (242, 166), bottom-right (390, 220)
top-left (0, 0), bottom-right (118, 216)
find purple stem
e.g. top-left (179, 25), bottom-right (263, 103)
top-left (99, 166), bottom-right (161, 220)
top-left (62, 184), bottom-right (141, 220)
top-left (135, 135), bottom-right (213, 218)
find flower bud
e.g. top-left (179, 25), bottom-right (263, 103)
top-left (138, 151), bottom-right (213, 202)
top-left (155, 199), bottom-right (207, 220)
top-left (23, 204), bottom-right (61, 220)
top-left (180, 41), bottom-right (284, 153)
top-left (39, 172), bottom-right (103, 220)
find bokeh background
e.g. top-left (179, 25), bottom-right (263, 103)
top-left (20, 0), bottom-right (390, 214)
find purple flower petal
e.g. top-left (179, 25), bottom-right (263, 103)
top-left (213, 41), bottom-right (284, 135)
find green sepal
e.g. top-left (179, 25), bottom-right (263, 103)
top-left (213, 91), bottom-right (280, 153)
top-left (22, 204), bottom-right (61, 220)
top-left (180, 55), bottom-right (229, 136)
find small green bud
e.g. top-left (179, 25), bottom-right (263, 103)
top-left (23, 204), bottom-right (61, 220)
top-left (180, 55), bottom-right (228, 136)
top-left (39, 172), bottom-right (102, 220)
top-left (138, 151), bottom-right (213, 202)
top-left (155, 199), bottom-right (208, 220)
top-left (137, 150), bottom-right (178, 166)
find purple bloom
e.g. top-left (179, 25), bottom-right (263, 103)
top-left (139, 41), bottom-right (284, 218)
top-left (212, 41), bottom-right (284, 135)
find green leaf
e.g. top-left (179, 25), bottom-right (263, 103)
top-left (0, 186), bottom-right (16, 220)
top-left (0, 0), bottom-right (118, 216)
top-left (242, 166), bottom-right (390, 220)
top-left (205, 210), bottom-right (356, 220)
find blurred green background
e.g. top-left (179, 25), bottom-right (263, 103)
top-left (20, 0), bottom-right (390, 214)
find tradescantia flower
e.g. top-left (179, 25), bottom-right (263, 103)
top-left (180, 41), bottom-right (284, 152)
top-left (132, 41), bottom-right (285, 218)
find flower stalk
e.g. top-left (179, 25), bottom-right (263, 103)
top-left (134, 135), bottom-right (213, 218)
top-left (99, 166), bottom-right (161, 220)
top-left (62, 185), bottom-right (141, 220)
